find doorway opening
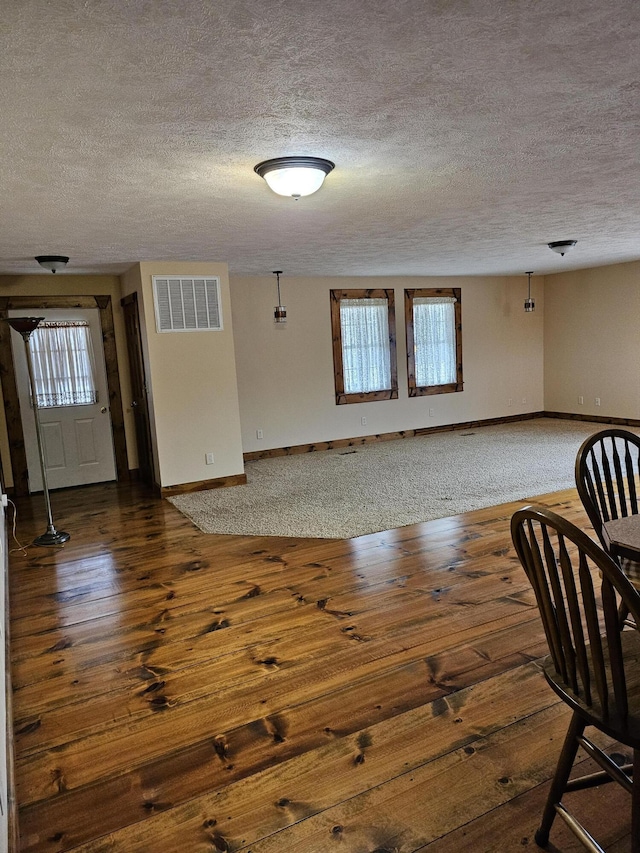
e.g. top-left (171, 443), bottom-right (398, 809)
top-left (0, 295), bottom-right (128, 497)
top-left (10, 308), bottom-right (117, 491)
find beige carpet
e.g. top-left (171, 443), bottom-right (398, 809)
top-left (169, 419), bottom-right (618, 539)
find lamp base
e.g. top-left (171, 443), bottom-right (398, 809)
top-left (33, 528), bottom-right (71, 547)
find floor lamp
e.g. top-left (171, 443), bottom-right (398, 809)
top-left (7, 317), bottom-right (70, 546)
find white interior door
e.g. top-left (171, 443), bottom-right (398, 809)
top-left (10, 308), bottom-right (117, 492)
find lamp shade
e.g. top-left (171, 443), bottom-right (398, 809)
top-left (254, 157), bottom-right (335, 198)
top-left (7, 316), bottom-right (44, 337)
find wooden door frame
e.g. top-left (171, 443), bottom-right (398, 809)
top-left (120, 292), bottom-right (154, 485)
top-left (0, 295), bottom-right (128, 496)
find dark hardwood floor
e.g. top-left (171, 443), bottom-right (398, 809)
top-left (7, 482), bottom-right (633, 852)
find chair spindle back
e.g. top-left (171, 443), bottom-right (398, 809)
top-left (575, 429), bottom-right (640, 549)
top-left (512, 505), bottom-right (640, 722)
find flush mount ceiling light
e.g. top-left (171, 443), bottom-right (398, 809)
top-left (35, 255), bottom-right (69, 273)
top-left (524, 271), bottom-right (535, 312)
top-left (548, 240), bottom-right (577, 256)
top-left (254, 156), bottom-right (335, 199)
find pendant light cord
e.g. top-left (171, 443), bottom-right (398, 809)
top-left (273, 270), bottom-right (283, 304)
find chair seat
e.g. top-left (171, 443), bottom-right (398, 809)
top-left (542, 628), bottom-right (640, 748)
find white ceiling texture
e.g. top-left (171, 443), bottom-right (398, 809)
top-left (1, 0), bottom-right (639, 278)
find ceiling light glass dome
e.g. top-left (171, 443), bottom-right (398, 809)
top-left (254, 156), bottom-right (335, 199)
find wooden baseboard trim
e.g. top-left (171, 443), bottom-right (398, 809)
top-left (543, 411), bottom-right (640, 427)
top-left (243, 412), bottom-right (546, 462)
top-left (160, 473), bottom-right (247, 498)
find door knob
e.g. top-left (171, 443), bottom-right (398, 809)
top-left (131, 401), bottom-right (138, 407)
top-left (101, 406), bottom-right (108, 413)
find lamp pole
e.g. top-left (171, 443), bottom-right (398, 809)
top-left (7, 317), bottom-right (70, 546)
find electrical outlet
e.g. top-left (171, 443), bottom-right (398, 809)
top-left (205, 452), bottom-right (214, 465)
top-left (595, 397), bottom-right (601, 407)
top-left (256, 429), bottom-right (264, 440)
top-left (578, 396), bottom-right (584, 405)
top-left (508, 398), bottom-right (513, 407)
top-left (361, 417), bottom-right (367, 426)
top-left (429, 408), bottom-right (435, 417)
top-left (522, 397), bottom-right (527, 404)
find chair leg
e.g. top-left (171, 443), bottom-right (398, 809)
top-left (619, 599), bottom-right (631, 629)
top-left (536, 711), bottom-right (585, 848)
top-left (632, 749), bottom-right (640, 853)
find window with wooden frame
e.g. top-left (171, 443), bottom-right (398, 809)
top-left (405, 288), bottom-right (463, 397)
top-left (330, 289), bottom-right (398, 405)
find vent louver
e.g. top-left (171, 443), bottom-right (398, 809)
top-left (152, 276), bottom-right (223, 332)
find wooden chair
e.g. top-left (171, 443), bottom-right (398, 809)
top-left (511, 504), bottom-right (640, 852)
top-left (575, 427), bottom-right (640, 550)
top-left (576, 428), bottom-right (640, 625)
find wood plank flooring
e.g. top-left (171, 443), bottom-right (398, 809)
top-left (7, 482), bottom-right (635, 852)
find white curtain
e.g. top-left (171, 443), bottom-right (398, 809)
top-left (413, 297), bottom-right (456, 387)
top-left (340, 298), bottom-right (391, 393)
top-left (30, 322), bottom-right (98, 407)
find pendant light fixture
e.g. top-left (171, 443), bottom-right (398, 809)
top-left (35, 255), bottom-right (69, 273)
top-left (273, 270), bottom-right (286, 323)
top-left (255, 156), bottom-right (335, 199)
top-left (548, 240), bottom-right (577, 256)
top-left (524, 271), bottom-right (535, 312)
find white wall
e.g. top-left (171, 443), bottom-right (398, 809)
top-left (14, 261), bottom-right (640, 487)
top-left (544, 261), bottom-right (640, 419)
top-left (231, 274), bottom-right (544, 453)
top-left (129, 262), bottom-right (245, 488)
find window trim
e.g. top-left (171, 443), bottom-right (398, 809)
top-left (405, 287), bottom-right (463, 397)
top-left (330, 288), bottom-right (398, 405)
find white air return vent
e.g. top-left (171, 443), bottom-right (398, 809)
top-left (152, 276), bottom-right (223, 333)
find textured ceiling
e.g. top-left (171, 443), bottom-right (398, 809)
top-left (1, 0), bottom-right (639, 277)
